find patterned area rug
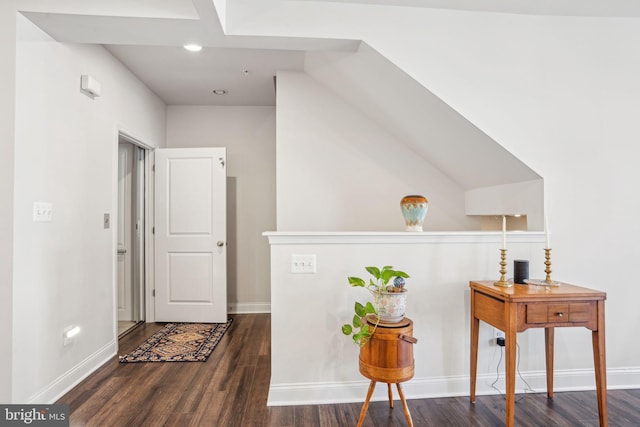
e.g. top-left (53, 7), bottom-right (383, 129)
top-left (119, 320), bottom-right (233, 363)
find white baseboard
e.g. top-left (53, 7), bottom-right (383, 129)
top-left (268, 367), bottom-right (640, 406)
top-left (28, 340), bottom-right (117, 404)
top-left (228, 302), bottom-right (271, 314)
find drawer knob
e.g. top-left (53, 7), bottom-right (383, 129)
top-left (556, 312), bottom-right (564, 317)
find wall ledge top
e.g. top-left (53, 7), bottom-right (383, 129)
top-left (262, 231), bottom-right (544, 245)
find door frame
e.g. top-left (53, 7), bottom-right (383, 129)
top-left (113, 129), bottom-right (155, 347)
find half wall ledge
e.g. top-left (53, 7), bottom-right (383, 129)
top-left (263, 231), bottom-right (544, 245)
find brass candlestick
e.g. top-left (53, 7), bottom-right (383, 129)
top-left (544, 248), bottom-right (553, 284)
top-left (494, 249), bottom-right (512, 287)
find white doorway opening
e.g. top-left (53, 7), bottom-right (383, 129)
top-left (116, 133), bottom-right (150, 336)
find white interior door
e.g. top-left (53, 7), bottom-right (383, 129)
top-left (154, 147), bottom-right (227, 323)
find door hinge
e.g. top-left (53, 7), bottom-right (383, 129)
top-left (152, 226), bottom-right (155, 234)
top-left (152, 164), bottom-right (155, 172)
top-left (152, 289), bottom-right (155, 297)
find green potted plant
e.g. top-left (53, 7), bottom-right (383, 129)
top-left (341, 265), bottom-right (409, 346)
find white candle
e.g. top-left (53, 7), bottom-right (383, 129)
top-left (502, 215), bottom-right (506, 249)
top-left (544, 216), bottom-right (550, 249)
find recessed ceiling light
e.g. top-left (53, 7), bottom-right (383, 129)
top-left (212, 89), bottom-right (228, 95)
top-left (183, 44), bottom-right (203, 52)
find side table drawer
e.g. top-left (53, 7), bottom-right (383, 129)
top-left (526, 302), bottom-right (594, 325)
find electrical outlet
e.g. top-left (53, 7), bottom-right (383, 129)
top-left (490, 328), bottom-right (505, 346)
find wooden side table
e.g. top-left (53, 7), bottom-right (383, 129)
top-left (357, 316), bottom-right (417, 427)
top-left (469, 280), bottom-right (608, 427)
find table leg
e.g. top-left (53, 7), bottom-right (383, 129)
top-left (545, 327), bottom-right (555, 399)
top-left (396, 382), bottom-right (414, 427)
top-left (505, 330), bottom-right (517, 427)
top-left (357, 380), bottom-right (376, 427)
top-left (470, 292), bottom-right (479, 403)
top-left (592, 300), bottom-right (608, 427)
top-left (387, 382), bottom-right (394, 408)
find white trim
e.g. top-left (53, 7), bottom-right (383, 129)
top-left (267, 367), bottom-right (640, 406)
top-left (113, 127), bottom-right (157, 324)
top-left (604, 367), bottom-right (640, 390)
top-left (27, 341), bottom-right (117, 404)
top-left (229, 302), bottom-right (271, 314)
top-left (263, 231), bottom-right (544, 245)
top-left (116, 127), bottom-right (156, 151)
top-left (145, 149), bottom-right (155, 323)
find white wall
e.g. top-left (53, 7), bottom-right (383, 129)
top-left (304, 44), bottom-right (541, 192)
top-left (0, 2), bottom-right (17, 403)
top-left (465, 179), bottom-right (544, 228)
top-left (267, 233), bottom-right (574, 405)
top-left (229, 4), bottom-right (640, 390)
top-left (12, 15), bottom-right (166, 403)
top-left (267, 233), bottom-right (636, 405)
top-left (276, 71), bottom-right (480, 232)
top-left (370, 11), bottom-right (640, 371)
top-left (303, 44), bottom-right (543, 228)
top-left (166, 106), bottom-right (275, 311)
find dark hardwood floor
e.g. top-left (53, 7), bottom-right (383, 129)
top-left (58, 314), bottom-right (640, 426)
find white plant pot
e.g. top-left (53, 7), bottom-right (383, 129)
top-left (374, 289), bottom-right (408, 323)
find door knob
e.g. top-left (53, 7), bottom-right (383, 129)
top-left (217, 241), bottom-right (225, 247)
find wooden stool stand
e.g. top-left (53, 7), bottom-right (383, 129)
top-left (357, 381), bottom-right (413, 427)
top-left (357, 316), bottom-right (417, 427)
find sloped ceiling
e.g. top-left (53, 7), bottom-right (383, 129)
top-left (304, 44), bottom-right (539, 189)
top-left (26, 0), bottom-right (624, 197)
top-left (20, 0), bottom-right (640, 106)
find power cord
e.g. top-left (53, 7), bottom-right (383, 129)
top-left (489, 347), bottom-right (503, 395)
top-left (490, 342), bottom-right (536, 401)
top-left (516, 343), bottom-right (536, 395)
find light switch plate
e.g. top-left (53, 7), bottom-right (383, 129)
top-left (291, 254), bottom-right (317, 273)
top-left (33, 202), bottom-right (52, 222)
